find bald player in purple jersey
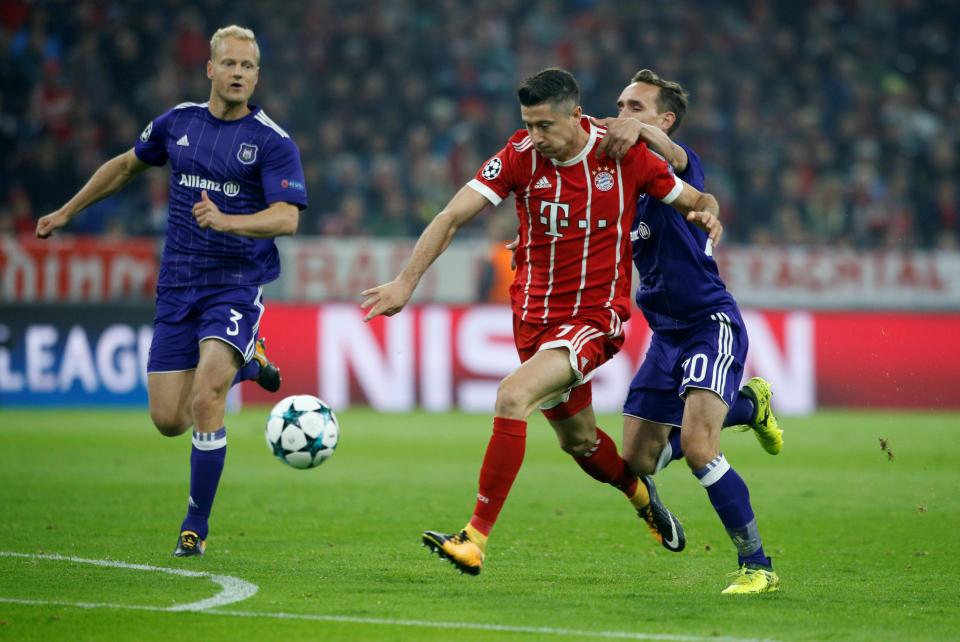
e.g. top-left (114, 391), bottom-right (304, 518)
top-left (36, 25), bottom-right (308, 557)
top-left (592, 69), bottom-right (783, 594)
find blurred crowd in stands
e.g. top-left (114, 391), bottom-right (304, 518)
top-left (1, 0), bottom-right (958, 248)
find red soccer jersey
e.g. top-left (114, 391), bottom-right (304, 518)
top-left (469, 117), bottom-right (683, 324)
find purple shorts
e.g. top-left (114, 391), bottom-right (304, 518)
top-left (147, 284), bottom-right (265, 373)
top-left (623, 307), bottom-right (748, 426)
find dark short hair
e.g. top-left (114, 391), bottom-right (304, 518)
top-left (517, 68), bottom-right (580, 111)
top-left (631, 68), bottom-right (688, 135)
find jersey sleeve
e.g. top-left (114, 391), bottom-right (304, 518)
top-left (260, 136), bottom-right (308, 209)
top-left (676, 142), bottom-right (705, 191)
top-left (629, 143), bottom-right (684, 205)
top-left (133, 110), bottom-right (172, 166)
top-left (466, 132), bottom-right (529, 206)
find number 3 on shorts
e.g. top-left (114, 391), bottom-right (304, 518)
top-left (226, 308), bottom-right (243, 336)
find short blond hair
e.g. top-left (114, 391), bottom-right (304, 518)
top-left (210, 25), bottom-right (260, 64)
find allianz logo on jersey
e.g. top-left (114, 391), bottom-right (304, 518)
top-left (178, 174), bottom-right (240, 197)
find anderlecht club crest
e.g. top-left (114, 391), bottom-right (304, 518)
top-left (237, 143), bottom-right (258, 165)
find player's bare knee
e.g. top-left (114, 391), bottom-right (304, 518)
top-left (150, 410), bottom-right (189, 437)
top-left (683, 441), bottom-right (717, 471)
top-left (494, 379), bottom-right (530, 419)
top-left (191, 388), bottom-right (224, 417)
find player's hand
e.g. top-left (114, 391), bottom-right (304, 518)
top-left (360, 279), bottom-right (416, 321)
top-left (506, 235), bottom-right (519, 270)
top-left (591, 116), bottom-right (643, 160)
top-left (35, 209), bottom-right (70, 239)
top-left (686, 210), bottom-right (723, 246)
top-left (192, 190), bottom-right (230, 232)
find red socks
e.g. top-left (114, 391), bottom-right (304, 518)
top-left (469, 417), bottom-right (527, 536)
top-left (468, 422), bottom-right (636, 537)
top-left (574, 428), bottom-right (638, 498)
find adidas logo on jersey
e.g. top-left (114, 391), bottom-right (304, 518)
top-left (534, 176), bottom-right (552, 190)
top-left (177, 134), bottom-right (190, 147)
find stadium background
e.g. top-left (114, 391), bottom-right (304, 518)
top-left (1, 0), bottom-right (959, 412)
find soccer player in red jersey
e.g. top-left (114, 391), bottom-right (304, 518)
top-left (361, 68), bottom-right (722, 575)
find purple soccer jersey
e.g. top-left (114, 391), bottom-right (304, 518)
top-left (134, 102), bottom-right (307, 288)
top-left (623, 143), bottom-right (747, 423)
top-left (630, 143), bottom-right (735, 332)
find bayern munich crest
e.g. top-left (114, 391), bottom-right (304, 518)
top-left (594, 170), bottom-right (615, 192)
top-left (237, 142), bottom-right (258, 165)
top-left (482, 157), bottom-right (502, 180)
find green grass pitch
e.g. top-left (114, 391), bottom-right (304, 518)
top-left (0, 407), bottom-right (958, 641)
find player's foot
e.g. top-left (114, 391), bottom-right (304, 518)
top-left (636, 476), bottom-right (685, 552)
top-left (422, 529), bottom-right (485, 575)
top-left (173, 530), bottom-right (205, 557)
top-left (734, 377), bottom-right (782, 455)
top-left (253, 337), bottom-right (281, 393)
top-left (721, 564), bottom-right (780, 595)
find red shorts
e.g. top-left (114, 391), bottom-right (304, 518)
top-left (513, 308), bottom-right (625, 420)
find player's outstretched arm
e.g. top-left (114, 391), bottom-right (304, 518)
top-left (361, 185), bottom-right (490, 321)
top-left (192, 192), bottom-right (299, 238)
top-left (35, 149), bottom-right (150, 238)
top-left (591, 116), bottom-right (688, 171)
top-left (669, 181), bottom-right (723, 246)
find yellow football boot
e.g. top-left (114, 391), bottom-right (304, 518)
top-left (735, 377), bottom-right (783, 455)
top-left (721, 565), bottom-right (780, 595)
top-left (422, 526), bottom-right (486, 575)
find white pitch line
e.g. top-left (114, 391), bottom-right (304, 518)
top-left (0, 552), bottom-right (780, 642)
top-left (0, 551), bottom-right (258, 611)
top-left (208, 608), bottom-right (783, 642)
top-left (0, 598), bottom-right (780, 642)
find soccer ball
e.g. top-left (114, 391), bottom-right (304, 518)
top-left (265, 395), bottom-right (339, 469)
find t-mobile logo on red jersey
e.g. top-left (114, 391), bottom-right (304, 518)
top-left (540, 201), bottom-right (570, 237)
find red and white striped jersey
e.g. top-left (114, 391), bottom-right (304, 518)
top-left (468, 117), bottom-right (682, 324)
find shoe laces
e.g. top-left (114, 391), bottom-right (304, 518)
top-left (450, 530), bottom-right (471, 545)
top-left (728, 565), bottom-right (750, 576)
top-left (636, 506), bottom-right (662, 539)
top-left (180, 532), bottom-right (199, 549)
top-left (727, 565), bottom-right (766, 584)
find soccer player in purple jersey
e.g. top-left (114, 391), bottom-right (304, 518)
top-left (592, 69), bottom-right (784, 594)
top-left (35, 26), bottom-right (308, 557)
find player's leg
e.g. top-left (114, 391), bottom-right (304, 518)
top-left (619, 332), bottom-right (690, 474)
top-left (174, 338), bottom-right (239, 557)
top-left (148, 371), bottom-right (195, 436)
top-left (550, 405), bottom-right (685, 552)
top-left (227, 287), bottom-right (279, 391)
top-left (621, 417), bottom-right (670, 476)
top-left (682, 389), bottom-right (778, 593)
top-left (174, 286), bottom-right (262, 557)
top-left (146, 286), bottom-right (201, 436)
top-left (423, 346), bottom-right (577, 575)
top-left (228, 287), bottom-right (282, 393)
top-left (635, 396), bottom-right (764, 467)
top-left (728, 377), bottom-right (783, 455)
top-left (679, 311), bottom-right (778, 593)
